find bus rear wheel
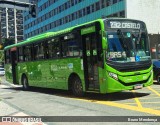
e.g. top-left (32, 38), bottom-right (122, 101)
top-left (71, 76), bottom-right (84, 97)
top-left (22, 76), bottom-right (29, 90)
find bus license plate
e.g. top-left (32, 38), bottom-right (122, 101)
top-left (134, 84), bottom-right (143, 90)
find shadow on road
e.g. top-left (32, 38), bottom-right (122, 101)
top-left (2, 86), bottom-right (150, 101)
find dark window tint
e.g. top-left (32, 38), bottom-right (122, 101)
top-left (34, 42), bottom-right (45, 60)
top-left (47, 38), bottom-right (60, 58)
top-left (62, 34), bottom-right (82, 57)
top-left (5, 50), bottom-right (10, 64)
top-left (18, 47), bottom-right (23, 62)
top-left (24, 45), bottom-right (32, 61)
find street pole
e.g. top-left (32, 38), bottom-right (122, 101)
top-left (6, 8), bottom-right (9, 38)
top-left (14, 8), bottom-right (17, 44)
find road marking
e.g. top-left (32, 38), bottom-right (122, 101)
top-left (132, 90), bottom-right (143, 108)
top-left (147, 86), bottom-right (160, 96)
top-left (125, 101), bottom-right (160, 104)
top-left (140, 96), bottom-right (160, 100)
top-left (151, 107), bottom-right (160, 110)
top-left (74, 98), bottom-right (160, 116)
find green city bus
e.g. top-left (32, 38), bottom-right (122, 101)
top-left (4, 18), bottom-right (153, 96)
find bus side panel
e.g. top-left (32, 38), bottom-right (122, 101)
top-left (17, 58), bottom-right (84, 90)
top-left (46, 58), bottom-right (84, 90)
top-left (18, 61), bottom-right (48, 87)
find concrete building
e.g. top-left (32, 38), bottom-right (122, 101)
top-left (0, 7), bottom-right (24, 43)
top-left (24, 0), bottom-right (160, 58)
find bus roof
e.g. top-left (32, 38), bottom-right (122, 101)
top-left (4, 18), bottom-right (105, 50)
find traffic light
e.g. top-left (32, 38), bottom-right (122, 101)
top-left (29, 4), bottom-right (36, 18)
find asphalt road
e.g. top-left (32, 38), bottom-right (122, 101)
top-left (0, 76), bottom-right (160, 125)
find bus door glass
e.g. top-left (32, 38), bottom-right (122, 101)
top-left (82, 32), bottom-right (100, 91)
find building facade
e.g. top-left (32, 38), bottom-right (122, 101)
top-left (0, 7), bottom-right (24, 43)
top-left (24, 0), bottom-right (125, 39)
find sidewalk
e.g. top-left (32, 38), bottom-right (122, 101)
top-left (0, 83), bottom-right (45, 125)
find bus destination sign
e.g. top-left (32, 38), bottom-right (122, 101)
top-left (110, 21), bottom-right (141, 29)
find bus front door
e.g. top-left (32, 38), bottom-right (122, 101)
top-left (11, 48), bottom-right (17, 84)
top-left (82, 33), bottom-right (100, 92)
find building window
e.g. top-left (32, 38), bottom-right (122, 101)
top-left (86, 6), bottom-right (91, 14)
top-left (113, 0), bottom-right (117, 4)
top-left (119, 10), bottom-right (125, 17)
top-left (83, 8), bottom-right (86, 16)
top-left (78, 10), bottom-right (83, 18)
top-left (95, 2), bottom-right (100, 11)
top-left (91, 4), bottom-right (95, 12)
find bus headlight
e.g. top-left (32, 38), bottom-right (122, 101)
top-left (108, 72), bottom-right (118, 80)
top-left (150, 69), bottom-right (153, 74)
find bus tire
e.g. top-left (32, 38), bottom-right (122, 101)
top-left (157, 74), bottom-right (160, 84)
top-left (71, 76), bottom-right (84, 97)
top-left (22, 76), bottom-right (29, 90)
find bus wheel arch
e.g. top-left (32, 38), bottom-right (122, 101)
top-left (68, 73), bottom-right (84, 96)
top-left (21, 74), bottom-right (29, 90)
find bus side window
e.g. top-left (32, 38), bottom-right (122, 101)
top-left (34, 44), bottom-right (39, 60)
top-left (24, 45), bottom-right (32, 61)
top-left (5, 50), bottom-right (11, 64)
top-left (52, 40), bottom-right (60, 58)
top-left (18, 47), bottom-right (23, 62)
top-left (48, 38), bottom-right (60, 58)
top-left (48, 39), bottom-right (53, 58)
top-left (62, 41), bottom-right (68, 57)
top-left (62, 33), bottom-right (82, 57)
top-left (38, 42), bottom-right (45, 59)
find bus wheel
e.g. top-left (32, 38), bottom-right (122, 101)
top-left (157, 74), bottom-right (160, 84)
top-left (22, 76), bottom-right (29, 90)
top-left (72, 76), bottom-right (84, 97)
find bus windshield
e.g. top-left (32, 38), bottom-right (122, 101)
top-left (105, 20), bottom-right (150, 63)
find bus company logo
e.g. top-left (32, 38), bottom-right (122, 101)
top-left (51, 65), bottom-right (58, 71)
top-left (68, 63), bottom-right (73, 69)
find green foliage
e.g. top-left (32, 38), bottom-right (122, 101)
top-left (0, 38), bottom-right (14, 62)
top-left (0, 50), bottom-right (4, 62)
